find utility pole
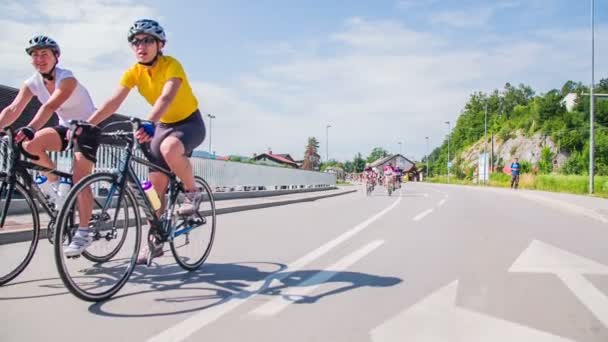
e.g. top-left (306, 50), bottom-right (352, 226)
top-left (484, 102), bottom-right (488, 185)
top-left (445, 121), bottom-right (451, 184)
top-left (590, 0), bottom-right (596, 194)
top-left (425, 136), bottom-right (430, 178)
top-left (207, 114), bottom-right (216, 154)
top-left (326, 124), bottom-right (332, 161)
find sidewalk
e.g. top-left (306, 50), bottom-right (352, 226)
top-left (0, 186), bottom-right (357, 244)
top-left (428, 182), bottom-right (608, 223)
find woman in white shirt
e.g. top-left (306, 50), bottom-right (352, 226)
top-left (0, 35), bottom-right (99, 255)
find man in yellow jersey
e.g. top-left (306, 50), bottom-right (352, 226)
top-left (65, 19), bottom-right (206, 260)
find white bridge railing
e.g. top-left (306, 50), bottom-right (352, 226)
top-left (48, 146), bottom-right (336, 192)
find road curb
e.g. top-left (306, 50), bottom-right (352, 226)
top-left (0, 188), bottom-right (358, 245)
top-left (215, 188), bottom-right (357, 215)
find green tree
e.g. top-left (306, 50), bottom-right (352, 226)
top-left (536, 90), bottom-right (566, 124)
top-left (560, 80), bottom-right (585, 96)
top-left (302, 137), bottom-right (320, 170)
top-left (344, 161), bottom-right (354, 173)
top-left (366, 147), bottom-right (389, 164)
top-left (320, 159), bottom-right (340, 171)
top-left (353, 153), bottom-right (366, 172)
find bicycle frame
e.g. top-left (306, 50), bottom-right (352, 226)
top-left (95, 124), bottom-right (192, 242)
top-left (0, 130), bottom-right (71, 228)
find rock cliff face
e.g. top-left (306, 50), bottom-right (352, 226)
top-left (457, 131), bottom-right (569, 171)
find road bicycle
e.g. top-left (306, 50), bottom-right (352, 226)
top-left (386, 175), bottom-right (396, 196)
top-left (365, 179), bottom-right (374, 196)
top-left (53, 118), bottom-right (216, 302)
top-left (0, 127), bottom-right (126, 285)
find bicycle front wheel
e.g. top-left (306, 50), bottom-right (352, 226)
top-left (170, 176), bottom-right (216, 271)
top-left (54, 172), bottom-right (141, 302)
top-left (0, 178), bottom-right (40, 286)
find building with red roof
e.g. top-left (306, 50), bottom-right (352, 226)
top-left (252, 151), bottom-right (299, 168)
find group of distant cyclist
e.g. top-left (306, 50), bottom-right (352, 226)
top-left (361, 163), bottom-right (404, 195)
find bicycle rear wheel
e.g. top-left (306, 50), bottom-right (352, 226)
top-left (0, 178), bottom-right (40, 286)
top-left (170, 176), bottom-right (216, 271)
top-left (54, 172), bottom-right (141, 302)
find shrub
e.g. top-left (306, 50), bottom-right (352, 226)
top-left (520, 160), bottom-right (532, 173)
top-left (537, 146), bottom-right (554, 174)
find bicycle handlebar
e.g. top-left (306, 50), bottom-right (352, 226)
top-left (67, 117), bottom-right (154, 151)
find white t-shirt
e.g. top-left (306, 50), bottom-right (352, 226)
top-left (24, 67), bottom-right (95, 127)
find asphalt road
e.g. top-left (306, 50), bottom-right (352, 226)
top-left (1, 182), bottom-right (608, 342)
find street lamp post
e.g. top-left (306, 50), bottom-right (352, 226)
top-left (207, 114), bottom-right (216, 154)
top-left (425, 136), bottom-right (430, 178)
top-left (590, 0), bottom-right (596, 194)
top-left (326, 124), bottom-right (332, 161)
top-left (484, 101), bottom-right (488, 185)
top-left (445, 121), bottom-right (451, 184)
top-left (398, 141), bottom-right (403, 155)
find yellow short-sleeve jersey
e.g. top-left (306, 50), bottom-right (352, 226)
top-left (120, 55), bottom-right (198, 123)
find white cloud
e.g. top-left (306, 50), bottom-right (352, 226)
top-left (430, 8), bottom-right (495, 28)
top-left (332, 17), bottom-right (444, 53)
top-left (200, 19), bottom-right (608, 161)
top-left (0, 0), bottom-right (158, 115)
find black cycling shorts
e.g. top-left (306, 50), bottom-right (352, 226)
top-left (51, 125), bottom-right (100, 163)
top-left (145, 110), bottom-right (206, 172)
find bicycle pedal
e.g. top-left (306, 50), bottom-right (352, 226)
top-left (187, 217), bottom-right (204, 226)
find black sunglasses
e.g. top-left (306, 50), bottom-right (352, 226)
top-left (130, 36), bottom-right (157, 47)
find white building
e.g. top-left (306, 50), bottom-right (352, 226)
top-left (561, 93), bottom-right (578, 112)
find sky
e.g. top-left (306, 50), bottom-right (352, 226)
top-left (1, 0), bottom-right (607, 162)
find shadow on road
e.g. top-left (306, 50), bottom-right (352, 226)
top-left (0, 276), bottom-right (69, 300)
top-left (87, 261), bottom-right (402, 318)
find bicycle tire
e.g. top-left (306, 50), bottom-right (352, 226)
top-left (0, 178), bottom-right (40, 286)
top-left (54, 172), bottom-right (141, 302)
top-left (170, 176), bottom-right (216, 271)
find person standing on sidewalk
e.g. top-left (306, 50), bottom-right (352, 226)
top-left (510, 157), bottom-right (521, 189)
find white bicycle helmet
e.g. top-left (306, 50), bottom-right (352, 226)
top-left (26, 35), bottom-right (60, 55)
top-left (128, 19), bottom-right (166, 42)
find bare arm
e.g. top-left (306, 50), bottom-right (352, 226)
top-left (146, 78), bottom-right (182, 123)
top-left (0, 83), bottom-right (34, 129)
top-left (88, 86), bottom-right (131, 126)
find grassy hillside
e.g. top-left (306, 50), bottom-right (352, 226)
top-left (424, 80), bottom-right (608, 179)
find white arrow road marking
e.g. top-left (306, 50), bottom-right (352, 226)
top-left (371, 280), bottom-right (575, 342)
top-left (146, 197), bottom-right (401, 342)
top-left (438, 199), bottom-right (446, 207)
top-left (250, 240), bottom-right (385, 316)
top-left (510, 240), bottom-right (608, 327)
top-left (413, 209), bottom-right (434, 222)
